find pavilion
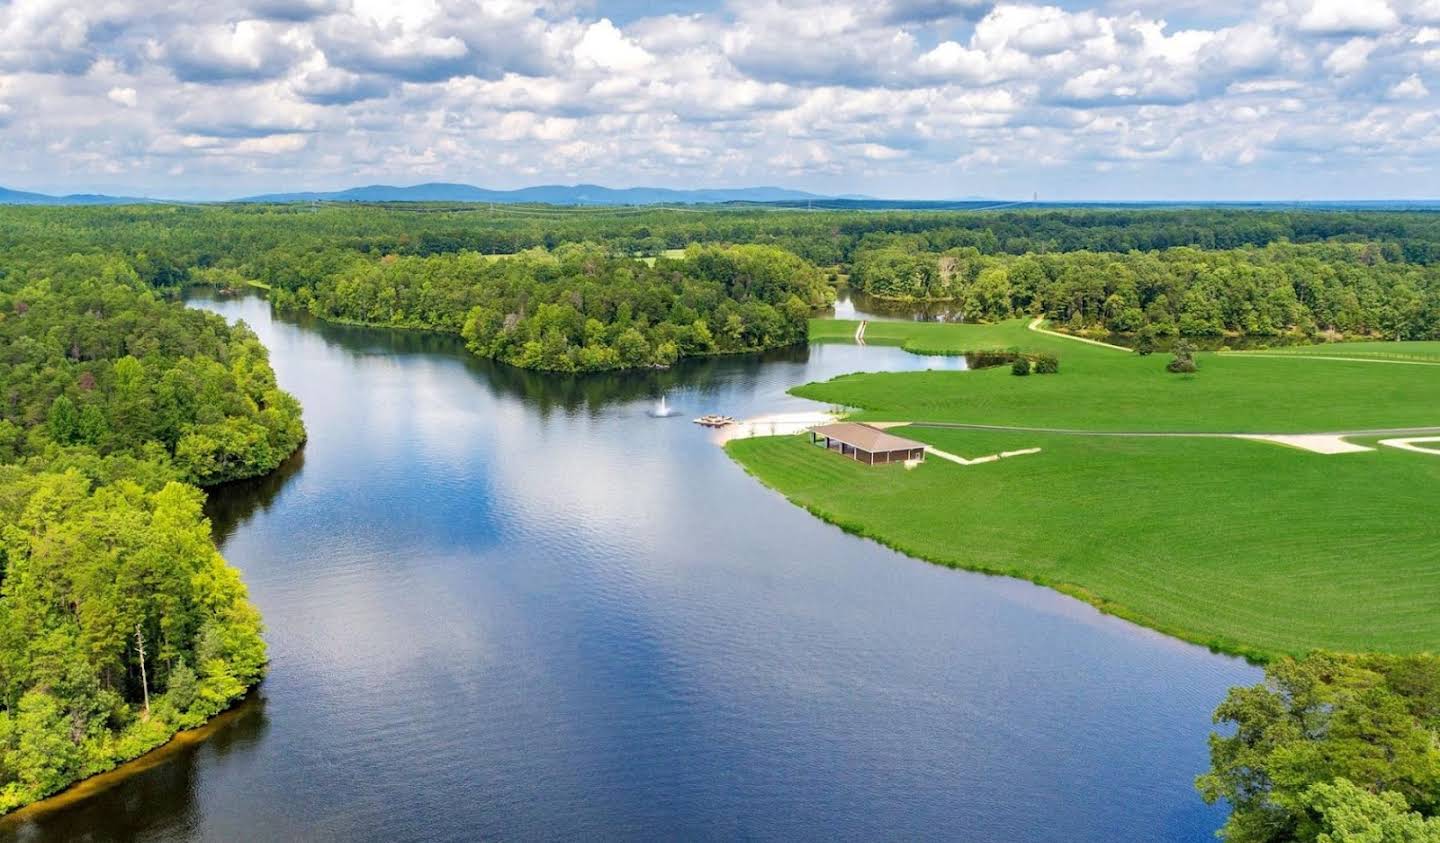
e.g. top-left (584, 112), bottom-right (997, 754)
top-left (809, 422), bottom-right (928, 466)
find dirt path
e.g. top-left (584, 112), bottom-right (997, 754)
top-left (926, 445), bottom-right (1042, 466)
top-left (898, 421), bottom-right (1440, 438)
top-left (1026, 318), bottom-right (1133, 352)
top-left (888, 420), bottom-right (1440, 455)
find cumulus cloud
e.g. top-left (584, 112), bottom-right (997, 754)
top-left (0, 0), bottom-right (1435, 199)
top-left (157, 20), bottom-right (307, 82)
top-left (1296, 0), bottom-right (1400, 35)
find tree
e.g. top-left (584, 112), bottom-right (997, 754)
top-left (615, 328), bottom-right (651, 368)
top-left (1198, 652), bottom-right (1440, 843)
top-left (1303, 778), bottom-right (1440, 843)
top-left (46, 396), bottom-right (81, 445)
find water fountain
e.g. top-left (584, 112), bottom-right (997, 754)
top-left (650, 394), bottom-right (676, 418)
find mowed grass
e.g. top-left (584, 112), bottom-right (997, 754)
top-left (729, 429), bottom-right (1440, 659)
top-left (1227, 340), bottom-right (1440, 364)
top-left (803, 319), bottom-right (1440, 432)
top-left (729, 318), bottom-right (1440, 658)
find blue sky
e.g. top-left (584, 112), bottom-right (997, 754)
top-left (1, 0), bottom-right (1437, 200)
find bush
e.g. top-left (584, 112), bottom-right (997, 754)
top-left (1032, 354), bottom-right (1059, 374)
top-left (1167, 340), bottom-right (1197, 374)
top-left (1136, 334), bottom-right (1155, 356)
top-left (1011, 357), bottom-right (1032, 376)
top-left (968, 349), bottom-right (1020, 369)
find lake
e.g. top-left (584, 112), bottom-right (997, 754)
top-left (2, 294), bottom-right (1257, 841)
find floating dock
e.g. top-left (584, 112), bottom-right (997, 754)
top-left (694, 415), bottom-right (736, 427)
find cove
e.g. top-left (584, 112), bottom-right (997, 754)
top-left (2, 293), bottom-right (1258, 841)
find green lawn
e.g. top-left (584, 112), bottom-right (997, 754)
top-left (803, 319), bottom-right (1440, 432)
top-left (1226, 340), bottom-right (1440, 364)
top-left (728, 319), bottom-right (1440, 659)
top-left (637, 248), bottom-right (689, 266)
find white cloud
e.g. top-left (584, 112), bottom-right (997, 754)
top-left (572, 19), bottom-right (653, 71)
top-left (0, 0), bottom-right (1434, 199)
top-left (1297, 0), bottom-right (1400, 35)
top-left (1389, 72), bottom-right (1430, 97)
top-left (1323, 37), bottom-right (1376, 75)
top-left (107, 86), bottom-right (138, 107)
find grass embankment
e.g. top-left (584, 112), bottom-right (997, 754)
top-left (729, 319), bottom-right (1440, 659)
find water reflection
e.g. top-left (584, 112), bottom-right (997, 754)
top-left (2, 292), bottom-right (1259, 842)
top-left (831, 288), bottom-right (967, 322)
top-left (205, 449), bottom-right (306, 543)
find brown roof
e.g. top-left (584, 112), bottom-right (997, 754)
top-left (811, 423), bottom-right (927, 453)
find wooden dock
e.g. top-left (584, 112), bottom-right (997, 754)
top-left (693, 415), bottom-right (735, 427)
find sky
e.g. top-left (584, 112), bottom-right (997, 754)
top-left (0, 0), bottom-right (1438, 200)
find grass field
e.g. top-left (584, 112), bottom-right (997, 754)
top-left (728, 319), bottom-right (1440, 659)
top-left (637, 248), bottom-right (689, 266)
top-left (1224, 340), bottom-right (1440, 364)
top-left (804, 319), bottom-right (1440, 432)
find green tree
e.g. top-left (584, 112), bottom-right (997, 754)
top-left (1198, 652), bottom-right (1440, 843)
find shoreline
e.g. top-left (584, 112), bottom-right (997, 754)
top-left (724, 438), bottom-right (1276, 664)
top-left (0, 693), bottom-right (261, 826)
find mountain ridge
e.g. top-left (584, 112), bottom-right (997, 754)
top-left (234, 182), bottom-right (843, 205)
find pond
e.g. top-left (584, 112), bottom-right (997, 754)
top-left (2, 294), bottom-right (1257, 842)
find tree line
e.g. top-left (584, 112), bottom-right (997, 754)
top-left (850, 241), bottom-right (1440, 341)
top-left (0, 250), bottom-right (303, 812)
top-left (4, 204), bottom-right (1439, 281)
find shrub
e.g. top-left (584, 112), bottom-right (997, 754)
top-left (1032, 354), bottom-right (1059, 374)
top-left (968, 348), bottom-right (1020, 369)
top-left (1167, 340), bottom-right (1197, 374)
top-left (1011, 357), bottom-right (1032, 376)
top-left (1136, 334), bottom-right (1155, 356)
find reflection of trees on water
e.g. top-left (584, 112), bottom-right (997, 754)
top-left (205, 303), bottom-right (816, 536)
top-left (203, 448), bottom-right (306, 544)
top-left (0, 696), bottom-right (269, 842)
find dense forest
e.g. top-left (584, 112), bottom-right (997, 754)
top-left (271, 243), bottom-right (831, 372)
top-left (5, 204), bottom-right (1440, 268)
top-left (0, 251), bottom-right (304, 812)
top-left (3, 204), bottom-right (1438, 354)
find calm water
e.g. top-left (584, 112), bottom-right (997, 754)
top-left (831, 288), bottom-right (966, 322)
top-left (3, 294), bottom-right (1257, 841)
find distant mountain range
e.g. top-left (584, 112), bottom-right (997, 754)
top-left (236, 182), bottom-right (846, 205)
top-left (0, 182), bottom-right (855, 206)
top-left (5, 182), bottom-right (1436, 209)
top-left (0, 185), bottom-right (156, 205)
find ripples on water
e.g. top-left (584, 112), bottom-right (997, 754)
top-left (1, 294), bottom-right (1258, 842)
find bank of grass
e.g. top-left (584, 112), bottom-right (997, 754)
top-left (727, 318), bottom-right (1440, 660)
top-left (803, 319), bottom-right (1440, 432)
top-left (729, 428), bottom-right (1440, 659)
